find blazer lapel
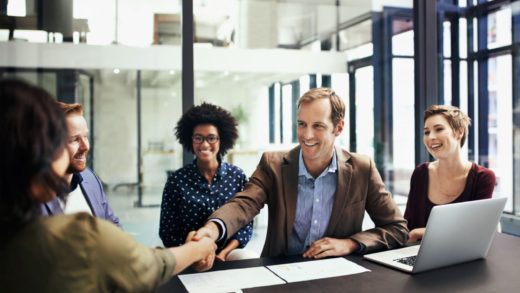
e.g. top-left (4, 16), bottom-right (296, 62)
top-left (43, 197), bottom-right (64, 215)
top-left (79, 174), bottom-right (97, 217)
top-left (325, 147), bottom-right (352, 235)
top-left (282, 146), bottom-right (300, 253)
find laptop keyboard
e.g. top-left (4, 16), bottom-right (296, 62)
top-left (394, 255), bottom-right (417, 267)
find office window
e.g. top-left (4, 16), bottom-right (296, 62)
top-left (354, 66), bottom-right (374, 159)
top-left (331, 73), bottom-right (349, 150)
top-left (282, 84), bottom-right (293, 144)
top-left (390, 15), bottom-right (414, 197)
top-left (459, 18), bottom-right (468, 58)
top-left (487, 55), bottom-right (513, 212)
top-left (339, 18), bottom-right (372, 53)
top-left (487, 6), bottom-right (511, 50)
top-left (392, 58), bottom-right (414, 197)
top-left (392, 29), bottom-right (413, 56)
top-left (273, 82), bottom-right (281, 145)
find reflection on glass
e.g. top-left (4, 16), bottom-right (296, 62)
top-left (331, 73), bottom-right (349, 150)
top-left (6, 0), bottom-right (26, 16)
top-left (346, 43), bottom-right (373, 60)
top-left (459, 61), bottom-right (469, 159)
top-left (515, 125), bottom-right (520, 216)
top-left (487, 56), bottom-right (513, 212)
top-left (140, 70), bottom-right (182, 190)
top-left (444, 60), bottom-right (452, 106)
top-left (339, 19), bottom-right (372, 52)
top-left (69, 0), bottom-right (372, 49)
top-left (392, 58), bottom-right (414, 197)
top-left (487, 6), bottom-right (512, 50)
top-left (443, 21), bottom-right (451, 58)
top-left (273, 82), bottom-right (281, 144)
top-left (459, 18), bottom-right (467, 58)
top-left (355, 66), bottom-right (374, 158)
top-left (282, 84), bottom-right (293, 144)
top-left (392, 30), bottom-right (413, 56)
top-left (299, 75), bottom-right (310, 94)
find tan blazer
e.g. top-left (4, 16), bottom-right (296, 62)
top-left (0, 213), bottom-right (176, 292)
top-left (211, 146), bottom-right (408, 257)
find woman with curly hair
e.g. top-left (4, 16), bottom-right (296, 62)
top-left (0, 79), bottom-right (216, 292)
top-left (159, 102), bottom-right (255, 261)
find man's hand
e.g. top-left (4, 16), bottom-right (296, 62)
top-left (407, 228), bottom-right (426, 243)
top-left (303, 237), bottom-right (360, 259)
top-left (192, 221), bottom-right (220, 242)
top-left (191, 236), bottom-right (217, 260)
top-left (168, 233), bottom-right (217, 275)
top-left (186, 222), bottom-right (221, 271)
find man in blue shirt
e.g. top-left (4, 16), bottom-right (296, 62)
top-left (191, 88), bottom-right (408, 270)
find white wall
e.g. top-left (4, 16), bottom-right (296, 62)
top-left (0, 42), bottom-right (348, 187)
top-left (94, 73), bottom-right (138, 185)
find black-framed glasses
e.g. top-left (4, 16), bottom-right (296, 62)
top-left (192, 134), bottom-right (219, 144)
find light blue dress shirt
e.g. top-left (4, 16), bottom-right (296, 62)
top-left (288, 150), bottom-right (338, 255)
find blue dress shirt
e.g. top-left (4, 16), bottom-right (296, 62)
top-left (288, 151), bottom-right (338, 255)
top-left (159, 160), bottom-right (253, 248)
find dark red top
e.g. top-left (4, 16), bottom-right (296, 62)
top-left (404, 162), bottom-right (496, 230)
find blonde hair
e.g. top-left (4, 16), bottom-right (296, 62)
top-left (56, 102), bottom-right (83, 116)
top-left (297, 88), bottom-right (345, 126)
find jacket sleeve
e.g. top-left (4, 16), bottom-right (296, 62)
top-left (228, 171), bottom-right (254, 247)
top-left (92, 171), bottom-right (122, 228)
top-left (93, 216), bottom-right (176, 291)
top-left (210, 153), bottom-right (271, 241)
top-left (349, 158), bottom-right (409, 253)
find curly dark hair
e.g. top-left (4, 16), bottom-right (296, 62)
top-left (0, 79), bottom-right (68, 242)
top-left (175, 102), bottom-right (238, 157)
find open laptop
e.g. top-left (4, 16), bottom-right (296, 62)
top-left (363, 197), bottom-right (507, 273)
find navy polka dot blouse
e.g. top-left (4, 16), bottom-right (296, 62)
top-left (159, 160), bottom-right (253, 248)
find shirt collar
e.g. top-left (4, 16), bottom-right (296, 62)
top-left (70, 172), bottom-right (83, 191)
top-left (191, 159), bottom-right (227, 180)
top-left (298, 149), bottom-right (337, 179)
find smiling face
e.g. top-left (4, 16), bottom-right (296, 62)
top-left (423, 114), bottom-right (463, 159)
top-left (65, 114), bottom-right (90, 174)
top-left (297, 99), bottom-right (344, 170)
top-left (192, 124), bottom-right (220, 164)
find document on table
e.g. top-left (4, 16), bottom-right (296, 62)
top-left (266, 257), bottom-right (370, 283)
top-left (178, 266), bottom-right (285, 293)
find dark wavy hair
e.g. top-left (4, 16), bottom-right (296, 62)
top-left (0, 79), bottom-right (68, 242)
top-left (175, 102), bottom-right (238, 157)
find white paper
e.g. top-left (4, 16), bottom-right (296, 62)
top-left (266, 257), bottom-right (370, 283)
top-left (178, 266), bottom-right (285, 293)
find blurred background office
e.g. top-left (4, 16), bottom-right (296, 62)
top-left (1, 0), bottom-right (519, 252)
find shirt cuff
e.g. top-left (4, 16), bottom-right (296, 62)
top-left (209, 218), bottom-right (227, 242)
top-left (351, 239), bottom-right (365, 254)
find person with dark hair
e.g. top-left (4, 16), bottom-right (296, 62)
top-left (404, 105), bottom-right (496, 243)
top-left (0, 79), bottom-right (216, 292)
top-left (159, 102), bottom-right (255, 261)
top-left (190, 88), bottom-right (408, 271)
top-left (41, 102), bottom-right (121, 227)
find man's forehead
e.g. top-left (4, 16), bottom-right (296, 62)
top-left (297, 101), bottom-right (333, 121)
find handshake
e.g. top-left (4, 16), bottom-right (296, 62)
top-left (184, 221), bottom-right (222, 272)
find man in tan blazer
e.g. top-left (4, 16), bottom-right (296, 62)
top-left (192, 88), bottom-right (408, 270)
